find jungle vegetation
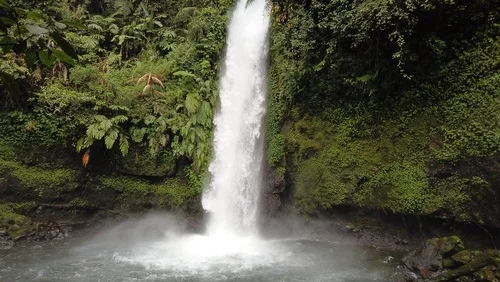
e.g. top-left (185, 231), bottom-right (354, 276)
top-left (0, 0), bottom-right (499, 226)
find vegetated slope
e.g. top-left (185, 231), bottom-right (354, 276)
top-left (0, 0), bottom-right (235, 225)
top-left (267, 0), bottom-right (500, 228)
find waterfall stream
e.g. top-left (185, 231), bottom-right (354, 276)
top-left (203, 0), bottom-right (270, 237)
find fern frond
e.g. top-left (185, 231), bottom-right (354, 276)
top-left (105, 128), bottom-right (119, 149)
top-left (112, 115), bottom-right (128, 123)
top-left (119, 135), bottom-right (130, 156)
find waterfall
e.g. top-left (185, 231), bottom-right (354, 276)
top-left (202, 0), bottom-right (271, 237)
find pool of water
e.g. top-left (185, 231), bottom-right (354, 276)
top-left (0, 215), bottom-right (403, 282)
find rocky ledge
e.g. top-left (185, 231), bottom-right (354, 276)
top-left (0, 221), bottom-right (78, 249)
top-left (403, 236), bottom-right (500, 281)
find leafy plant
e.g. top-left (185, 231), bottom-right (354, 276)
top-left (76, 114), bottom-right (130, 156)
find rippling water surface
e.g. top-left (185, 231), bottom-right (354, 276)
top-left (0, 217), bottom-right (401, 282)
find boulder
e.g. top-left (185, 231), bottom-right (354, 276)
top-left (402, 236), bottom-right (464, 279)
top-left (451, 250), bottom-right (476, 265)
top-left (403, 236), bottom-right (500, 281)
top-left (437, 253), bottom-right (491, 281)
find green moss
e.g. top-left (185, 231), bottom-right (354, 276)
top-left (0, 140), bottom-right (16, 161)
top-left (356, 161), bottom-right (430, 214)
top-left (288, 106), bottom-right (488, 218)
top-left (69, 198), bottom-right (89, 208)
top-left (426, 176), bottom-right (486, 221)
top-left (0, 204), bottom-right (34, 239)
top-left (99, 175), bottom-right (198, 207)
top-left (290, 112), bottom-right (428, 214)
top-left (268, 134), bottom-right (285, 167)
top-left (9, 201), bottom-right (37, 214)
top-left (0, 159), bottom-right (78, 190)
top-left (452, 250), bottom-right (475, 265)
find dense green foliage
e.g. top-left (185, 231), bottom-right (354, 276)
top-left (268, 0), bottom-right (500, 224)
top-left (1, 0), bottom-right (500, 228)
top-left (0, 0), bottom-right (234, 223)
top-left (1, 0), bottom-right (235, 173)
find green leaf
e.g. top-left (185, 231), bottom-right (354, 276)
top-left (356, 74), bottom-right (373, 83)
top-left (130, 127), bottom-right (146, 142)
top-left (159, 134), bottom-right (167, 146)
top-left (185, 93), bottom-right (199, 114)
top-left (100, 119), bottom-right (113, 131)
top-left (50, 49), bottom-right (75, 65)
top-left (0, 0), bottom-right (12, 9)
top-left (76, 137), bottom-right (93, 152)
top-left (27, 10), bottom-right (47, 21)
top-left (119, 135), bottom-right (130, 156)
top-left (144, 115), bottom-right (156, 125)
top-left (112, 115), bottom-right (128, 123)
top-left (25, 51), bottom-right (37, 67)
top-left (0, 17), bottom-right (15, 26)
top-left (54, 21), bottom-right (67, 30)
top-left (50, 32), bottom-right (78, 60)
top-left (173, 70), bottom-right (195, 78)
top-left (105, 128), bottom-right (119, 149)
top-left (25, 24), bottom-right (49, 35)
top-left (60, 19), bottom-right (87, 30)
top-left (39, 50), bottom-right (56, 66)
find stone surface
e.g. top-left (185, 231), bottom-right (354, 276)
top-left (403, 236), bottom-right (500, 282)
top-left (261, 164), bottom-right (286, 215)
top-left (402, 236), bottom-right (464, 279)
top-left (437, 253), bottom-right (491, 281)
top-left (451, 250), bottom-right (475, 265)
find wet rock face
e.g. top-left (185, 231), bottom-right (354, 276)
top-left (403, 236), bottom-right (500, 281)
top-left (261, 165), bottom-right (285, 216)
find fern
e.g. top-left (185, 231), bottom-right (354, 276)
top-left (185, 93), bottom-right (200, 114)
top-left (119, 135), bottom-right (130, 155)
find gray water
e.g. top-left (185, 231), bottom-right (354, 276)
top-left (0, 214), bottom-right (402, 282)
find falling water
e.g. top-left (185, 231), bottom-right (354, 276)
top-left (202, 0), bottom-right (271, 237)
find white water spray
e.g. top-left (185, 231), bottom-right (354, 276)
top-left (203, 0), bottom-right (271, 237)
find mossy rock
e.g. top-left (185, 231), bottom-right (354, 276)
top-left (0, 159), bottom-right (78, 191)
top-left (437, 253), bottom-right (491, 281)
top-left (442, 258), bottom-right (457, 268)
top-left (473, 265), bottom-right (499, 281)
top-left (403, 236), bottom-right (465, 279)
top-left (0, 204), bottom-right (35, 240)
top-left (451, 250), bottom-right (476, 266)
top-left (115, 147), bottom-right (177, 177)
top-left (429, 236), bottom-right (465, 255)
top-left (98, 175), bottom-right (199, 210)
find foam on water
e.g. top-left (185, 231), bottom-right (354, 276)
top-left (113, 234), bottom-right (287, 277)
